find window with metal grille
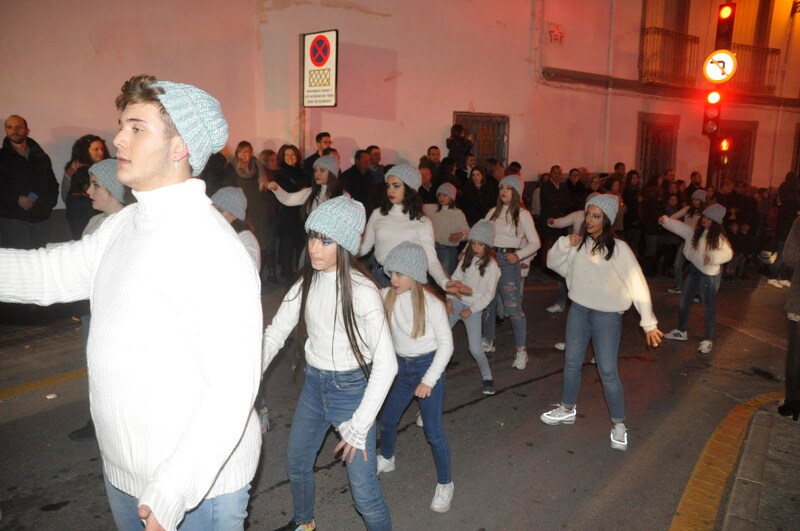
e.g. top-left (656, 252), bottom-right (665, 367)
top-left (708, 120), bottom-right (758, 187)
top-left (452, 112), bottom-right (509, 166)
top-left (636, 112), bottom-right (679, 183)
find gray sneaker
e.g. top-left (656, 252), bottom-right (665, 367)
top-left (540, 404), bottom-right (576, 425)
top-left (610, 423), bottom-right (628, 451)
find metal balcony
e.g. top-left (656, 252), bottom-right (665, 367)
top-left (640, 27), bottom-right (699, 88)
top-left (729, 43), bottom-right (780, 95)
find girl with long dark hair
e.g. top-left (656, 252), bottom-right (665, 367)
top-left (661, 204), bottom-right (732, 354)
top-left (542, 194), bottom-right (663, 451)
top-left (359, 164), bottom-right (471, 297)
top-left (269, 155), bottom-right (343, 219)
top-left (62, 134), bottom-right (111, 202)
top-left (481, 176), bottom-right (540, 370)
top-left (458, 166), bottom-right (497, 226)
top-left (666, 189), bottom-right (706, 293)
top-left (262, 197), bottom-right (396, 531)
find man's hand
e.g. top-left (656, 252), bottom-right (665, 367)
top-left (415, 383), bottom-right (432, 398)
top-left (18, 196), bottom-right (34, 210)
top-left (138, 505), bottom-right (166, 531)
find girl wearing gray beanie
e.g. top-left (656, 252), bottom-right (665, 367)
top-left (482, 176), bottom-right (540, 371)
top-left (268, 154), bottom-right (343, 219)
top-left (447, 220), bottom-right (501, 395)
top-left (666, 191), bottom-right (706, 294)
top-left (660, 205), bottom-right (732, 355)
top-left (378, 242), bottom-right (456, 513)
top-left (422, 183), bottom-right (470, 276)
top-left (359, 165), bottom-right (472, 298)
top-left (262, 196), bottom-right (396, 531)
top-left (211, 187), bottom-right (261, 272)
top-left (543, 197), bottom-right (663, 452)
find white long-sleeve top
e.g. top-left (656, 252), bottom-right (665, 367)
top-left (273, 184), bottom-right (323, 209)
top-left (660, 217), bottom-right (733, 275)
top-left (448, 257), bottom-right (501, 313)
top-left (0, 178), bottom-right (263, 531)
top-left (670, 206), bottom-right (701, 229)
top-left (485, 206), bottom-right (541, 260)
top-left (380, 287), bottom-right (453, 387)
top-left (262, 269), bottom-right (397, 449)
top-left (359, 204), bottom-right (450, 289)
top-left (549, 210), bottom-right (585, 234)
top-left (547, 236), bottom-right (658, 331)
top-left (422, 203), bottom-right (470, 247)
top-left (238, 230), bottom-right (261, 270)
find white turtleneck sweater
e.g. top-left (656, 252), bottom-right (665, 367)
top-left (485, 206), bottom-right (541, 260)
top-left (380, 287), bottom-right (453, 387)
top-left (0, 178), bottom-right (263, 531)
top-left (359, 204), bottom-right (450, 289)
top-left (262, 269), bottom-right (397, 449)
top-left (448, 257), bottom-right (501, 313)
top-left (422, 203), bottom-right (470, 247)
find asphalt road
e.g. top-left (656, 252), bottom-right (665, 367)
top-left (0, 272), bottom-right (789, 530)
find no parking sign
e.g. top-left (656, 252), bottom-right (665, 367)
top-left (303, 30), bottom-right (338, 107)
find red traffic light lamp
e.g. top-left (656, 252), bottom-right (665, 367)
top-left (715, 3), bottom-right (737, 49)
top-left (719, 138), bottom-right (731, 152)
top-left (702, 91), bottom-right (722, 136)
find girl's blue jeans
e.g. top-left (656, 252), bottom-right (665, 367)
top-left (287, 365), bottom-right (391, 530)
top-left (678, 264), bottom-right (721, 340)
top-left (482, 253), bottom-right (526, 349)
top-left (378, 352), bottom-right (452, 484)
top-left (561, 302), bottom-right (625, 423)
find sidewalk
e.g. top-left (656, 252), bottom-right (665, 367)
top-left (722, 406), bottom-right (800, 530)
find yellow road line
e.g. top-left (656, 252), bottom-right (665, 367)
top-left (0, 369), bottom-right (87, 401)
top-left (669, 391), bottom-right (783, 530)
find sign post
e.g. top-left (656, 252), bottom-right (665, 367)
top-left (303, 30), bottom-right (338, 107)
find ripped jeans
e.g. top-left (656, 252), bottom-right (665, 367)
top-left (482, 253), bottom-right (527, 350)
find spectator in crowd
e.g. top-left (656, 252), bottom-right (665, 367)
top-left (434, 157), bottom-right (458, 188)
top-left (64, 166), bottom-right (98, 240)
top-left (62, 134), bottom-right (111, 202)
top-left (684, 171), bottom-right (704, 202)
top-left (366, 145), bottom-right (385, 183)
top-left (340, 149), bottom-right (373, 210)
top-left (427, 145), bottom-right (442, 172)
top-left (640, 185), bottom-right (663, 276)
top-left (768, 173), bottom-right (800, 289)
top-left (0, 115), bottom-right (59, 249)
top-left (612, 162), bottom-right (626, 185)
top-left (446, 124), bottom-right (474, 171)
top-left (540, 164), bottom-right (572, 312)
top-left (303, 131), bottom-right (332, 179)
top-left (274, 144), bottom-right (306, 279)
top-left (257, 149), bottom-right (281, 284)
top-left (459, 166), bottom-right (497, 226)
top-left (622, 170), bottom-right (642, 254)
top-left (199, 151), bottom-right (228, 198)
top-left (417, 159), bottom-right (437, 204)
top-left (566, 167), bottom-right (586, 212)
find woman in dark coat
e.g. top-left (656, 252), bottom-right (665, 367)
top-left (273, 144), bottom-right (306, 279)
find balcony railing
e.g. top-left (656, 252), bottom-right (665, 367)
top-left (729, 43), bottom-right (780, 95)
top-left (640, 27), bottom-right (699, 88)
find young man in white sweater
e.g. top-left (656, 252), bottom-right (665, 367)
top-left (0, 75), bottom-right (263, 530)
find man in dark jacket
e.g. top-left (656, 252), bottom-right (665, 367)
top-left (340, 149), bottom-right (372, 210)
top-left (0, 115), bottom-right (59, 249)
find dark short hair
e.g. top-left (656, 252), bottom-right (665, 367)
top-left (354, 149), bottom-right (369, 160)
top-left (418, 160), bottom-right (435, 171)
top-left (614, 162), bottom-right (625, 170)
top-left (315, 132), bottom-right (331, 143)
top-left (509, 162), bottom-right (522, 170)
top-left (366, 145), bottom-right (380, 153)
top-left (427, 145), bottom-right (440, 155)
top-left (450, 124), bottom-right (465, 137)
top-left (322, 147), bottom-right (338, 156)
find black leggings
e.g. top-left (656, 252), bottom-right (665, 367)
top-left (787, 319), bottom-right (800, 402)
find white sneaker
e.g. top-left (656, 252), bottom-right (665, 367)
top-left (667, 287), bottom-right (682, 294)
top-left (665, 329), bottom-right (688, 341)
top-left (512, 350), bottom-right (528, 370)
top-left (590, 357), bottom-right (596, 365)
top-left (610, 423), bottom-right (628, 451)
top-left (554, 342), bottom-right (565, 351)
top-left (482, 339), bottom-right (496, 353)
top-left (781, 279), bottom-right (792, 287)
top-left (540, 404), bottom-right (576, 425)
top-left (546, 303), bottom-right (564, 313)
top-left (430, 482), bottom-right (454, 513)
top-left (698, 340), bottom-right (713, 354)
top-left (415, 410), bottom-right (424, 427)
top-left (376, 455), bottom-right (396, 475)
top-left (768, 279), bottom-right (784, 288)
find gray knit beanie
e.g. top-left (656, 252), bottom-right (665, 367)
top-left (154, 81), bottom-right (228, 176)
top-left (703, 203), bottom-right (726, 224)
top-left (386, 164), bottom-right (421, 191)
top-left (211, 187), bottom-right (247, 221)
top-left (468, 219), bottom-right (495, 247)
top-left (89, 159), bottom-right (126, 204)
top-left (586, 193), bottom-right (619, 223)
top-left (499, 175), bottom-right (523, 196)
top-left (313, 155), bottom-right (339, 176)
top-left (691, 190), bottom-right (707, 203)
top-left (304, 196), bottom-right (366, 255)
top-left (437, 183), bottom-right (457, 202)
top-left (384, 242), bottom-right (428, 284)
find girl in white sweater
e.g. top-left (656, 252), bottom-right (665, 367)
top-left (666, 189), bottom-right (706, 294)
top-left (482, 175), bottom-right (541, 370)
top-left (262, 197), bottom-right (397, 531)
top-left (422, 182), bottom-right (469, 276)
top-left (360, 164), bottom-right (471, 298)
top-left (542, 194), bottom-right (663, 451)
top-left (211, 187), bottom-right (261, 271)
top-left (660, 203), bottom-right (733, 355)
top-left (268, 155), bottom-right (343, 218)
top-left (377, 242), bottom-right (455, 514)
top-left (447, 220), bottom-right (501, 395)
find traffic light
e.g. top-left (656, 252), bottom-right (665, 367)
top-left (719, 138), bottom-right (731, 152)
top-left (715, 3), bottom-right (736, 50)
top-left (702, 90), bottom-right (722, 137)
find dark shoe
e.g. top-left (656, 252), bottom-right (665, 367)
top-left (274, 519), bottom-right (316, 531)
top-left (68, 420), bottom-right (95, 441)
top-left (778, 400), bottom-right (800, 421)
top-left (482, 380), bottom-right (496, 395)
